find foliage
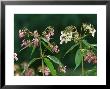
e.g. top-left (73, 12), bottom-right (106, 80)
top-left (14, 14), bottom-right (97, 76)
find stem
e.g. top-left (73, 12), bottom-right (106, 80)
top-left (42, 59), bottom-right (44, 76)
top-left (39, 38), bottom-right (45, 76)
top-left (82, 57), bottom-right (84, 76)
top-left (80, 40), bottom-right (84, 76)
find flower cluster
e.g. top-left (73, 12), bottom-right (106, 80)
top-left (19, 26), bottom-right (59, 53)
top-left (82, 23), bottom-right (96, 37)
top-left (19, 28), bottom-right (27, 38)
top-left (14, 64), bottom-right (20, 76)
top-left (21, 39), bottom-right (31, 47)
top-left (14, 53), bottom-right (18, 61)
top-left (60, 25), bottom-right (76, 44)
top-left (38, 66), bottom-right (50, 76)
top-left (25, 68), bottom-right (35, 76)
top-left (32, 30), bottom-right (39, 47)
top-left (19, 28), bottom-right (40, 49)
top-left (49, 44), bottom-right (60, 53)
top-left (60, 24), bottom-right (96, 44)
top-left (42, 26), bottom-right (60, 53)
top-left (84, 51), bottom-right (97, 64)
top-left (58, 65), bottom-right (66, 73)
top-left (42, 26), bottom-right (54, 41)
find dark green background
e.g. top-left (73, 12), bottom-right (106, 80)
top-left (14, 14), bottom-right (97, 75)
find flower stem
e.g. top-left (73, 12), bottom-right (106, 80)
top-left (82, 57), bottom-right (84, 76)
top-left (80, 40), bottom-right (84, 76)
top-left (39, 38), bottom-right (44, 76)
top-left (42, 59), bottom-right (44, 76)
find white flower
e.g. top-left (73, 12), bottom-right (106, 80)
top-left (14, 53), bottom-right (18, 61)
top-left (89, 28), bottom-right (96, 37)
top-left (58, 66), bottom-right (66, 73)
top-left (82, 23), bottom-right (96, 37)
top-left (60, 31), bottom-right (73, 44)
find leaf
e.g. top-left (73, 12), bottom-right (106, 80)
top-left (74, 49), bottom-right (83, 70)
top-left (41, 41), bottom-right (52, 52)
top-left (30, 46), bottom-right (36, 56)
top-left (82, 40), bottom-right (90, 48)
top-left (41, 37), bottom-right (49, 44)
top-left (91, 44), bottom-right (97, 47)
top-left (47, 55), bottom-right (62, 66)
top-left (44, 58), bottom-right (56, 76)
top-left (28, 58), bottom-right (40, 67)
top-left (19, 43), bottom-right (31, 52)
top-left (82, 40), bottom-right (97, 48)
top-left (64, 43), bottom-right (79, 56)
top-left (85, 66), bottom-right (97, 76)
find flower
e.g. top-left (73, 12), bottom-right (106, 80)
top-left (84, 51), bottom-right (97, 64)
top-left (45, 34), bottom-right (51, 41)
top-left (44, 67), bottom-right (50, 76)
top-left (14, 64), bottom-right (20, 72)
top-left (19, 30), bottom-right (25, 38)
top-left (34, 30), bottom-right (39, 38)
top-left (60, 31), bottom-right (73, 44)
top-left (14, 53), bottom-right (18, 61)
top-left (89, 28), bottom-right (96, 37)
top-left (82, 23), bottom-right (96, 37)
top-left (25, 68), bottom-right (35, 76)
top-left (14, 72), bottom-right (20, 76)
top-left (32, 38), bottom-right (39, 47)
top-left (19, 28), bottom-right (28, 38)
top-left (21, 62), bottom-right (28, 69)
top-left (58, 65), bottom-right (66, 73)
top-left (50, 44), bottom-right (60, 53)
top-left (43, 26), bottom-right (54, 41)
top-left (60, 25), bottom-right (76, 44)
top-left (21, 39), bottom-right (31, 47)
top-left (73, 31), bottom-right (80, 43)
top-left (38, 66), bottom-right (50, 76)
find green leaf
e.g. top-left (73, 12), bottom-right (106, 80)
top-left (82, 40), bottom-right (90, 48)
top-left (28, 58), bottom-right (40, 67)
top-left (74, 49), bottom-right (83, 70)
top-left (85, 66), bottom-right (97, 76)
top-left (41, 37), bottom-right (49, 44)
top-left (44, 58), bottom-right (56, 76)
top-left (30, 46), bottom-right (36, 56)
top-left (82, 40), bottom-right (97, 48)
top-left (64, 43), bottom-right (79, 56)
top-left (41, 41), bottom-right (52, 52)
top-left (47, 55), bottom-right (62, 66)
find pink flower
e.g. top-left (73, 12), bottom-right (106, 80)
top-left (34, 30), bottom-right (39, 38)
top-left (43, 26), bottom-right (54, 41)
top-left (38, 66), bottom-right (50, 76)
top-left (14, 53), bottom-right (18, 61)
top-left (52, 45), bottom-right (60, 53)
top-left (19, 30), bottom-right (25, 38)
top-left (44, 67), bottom-right (50, 76)
top-left (32, 38), bottom-right (39, 47)
top-left (84, 52), bottom-right (97, 64)
top-left (21, 39), bottom-right (31, 47)
top-left (25, 68), bottom-right (35, 76)
top-left (45, 34), bottom-right (51, 41)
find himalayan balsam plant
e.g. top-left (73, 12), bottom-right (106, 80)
top-left (14, 26), bottom-right (66, 76)
top-left (14, 23), bottom-right (97, 76)
top-left (60, 23), bottom-right (97, 75)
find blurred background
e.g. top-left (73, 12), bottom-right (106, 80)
top-left (14, 14), bottom-right (97, 76)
